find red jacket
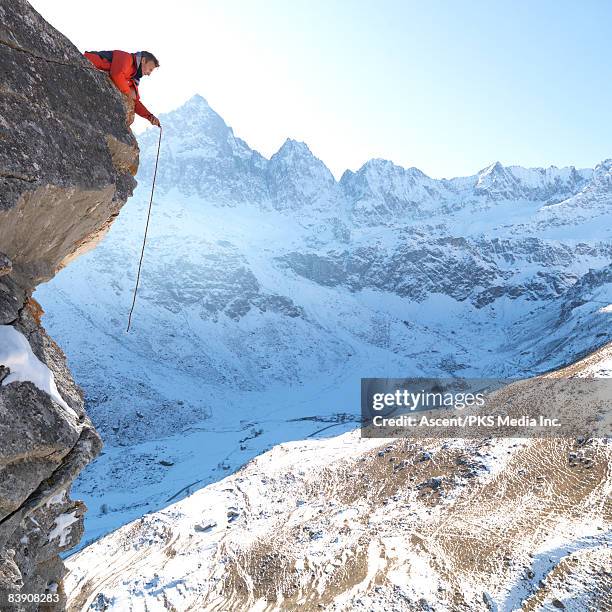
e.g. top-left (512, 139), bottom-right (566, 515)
top-left (84, 50), bottom-right (154, 122)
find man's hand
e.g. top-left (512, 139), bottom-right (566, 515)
top-left (149, 115), bottom-right (161, 127)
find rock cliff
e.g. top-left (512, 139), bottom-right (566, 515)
top-left (0, 0), bottom-right (138, 608)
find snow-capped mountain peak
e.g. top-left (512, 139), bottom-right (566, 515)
top-left (475, 161), bottom-right (520, 198)
top-left (160, 93), bottom-right (222, 133)
top-left (268, 139), bottom-right (337, 210)
top-left (592, 158), bottom-right (612, 183)
top-left (275, 137), bottom-right (313, 158)
top-left (472, 160), bottom-right (595, 203)
top-left (339, 158), bottom-right (450, 223)
top-left (479, 160), bottom-right (505, 174)
top-left (135, 94), bottom-right (268, 204)
top-left (182, 93), bottom-right (211, 110)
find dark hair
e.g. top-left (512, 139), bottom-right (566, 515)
top-left (141, 51), bottom-right (159, 67)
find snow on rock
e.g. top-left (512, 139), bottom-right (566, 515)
top-left (45, 490), bottom-right (67, 508)
top-left (48, 511), bottom-right (79, 548)
top-left (0, 325), bottom-right (74, 416)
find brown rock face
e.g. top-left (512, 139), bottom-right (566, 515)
top-left (0, 0), bottom-right (139, 608)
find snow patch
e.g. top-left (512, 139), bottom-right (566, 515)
top-left (46, 490), bottom-right (67, 507)
top-left (0, 325), bottom-right (74, 416)
top-left (48, 511), bottom-right (79, 547)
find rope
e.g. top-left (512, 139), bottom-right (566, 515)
top-left (126, 126), bottom-right (162, 332)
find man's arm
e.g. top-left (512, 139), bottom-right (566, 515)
top-left (134, 99), bottom-right (160, 126)
top-left (109, 51), bottom-right (134, 96)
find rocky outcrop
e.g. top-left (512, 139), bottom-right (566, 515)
top-left (0, 0), bottom-right (139, 608)
top-left (276, 237), bottom-right (612, 307)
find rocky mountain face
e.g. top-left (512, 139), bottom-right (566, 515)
top-left (0, 1), bottom-right (138, 608)
top-left (34, 94), bottom-right (612, 557)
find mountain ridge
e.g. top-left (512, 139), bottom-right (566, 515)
top-left (156, 94), bottom-right (596, 184)
top-left (136, 94), bottom-right (600, 222)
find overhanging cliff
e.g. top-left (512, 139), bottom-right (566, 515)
top-left (0, 0), bottom-right (139, 608)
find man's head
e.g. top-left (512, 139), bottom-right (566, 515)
top-left (140, 51), bottom-right (159, 76)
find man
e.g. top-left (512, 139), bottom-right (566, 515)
top-left (84, 50), bottom-right (161, 127)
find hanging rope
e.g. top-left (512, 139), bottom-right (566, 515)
top-left (126, 126), bottom-right (163, 332)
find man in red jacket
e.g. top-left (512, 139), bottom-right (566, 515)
top-left (84, 50), bottom-right (161, 127)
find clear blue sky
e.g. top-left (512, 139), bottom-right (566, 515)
top-left (31, 0), bottom-right (612, 179)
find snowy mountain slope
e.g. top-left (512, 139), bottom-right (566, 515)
top-left (34, 95), bottom-right (612, 549)
top-left (64, 342), bottom-right (612, 612)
